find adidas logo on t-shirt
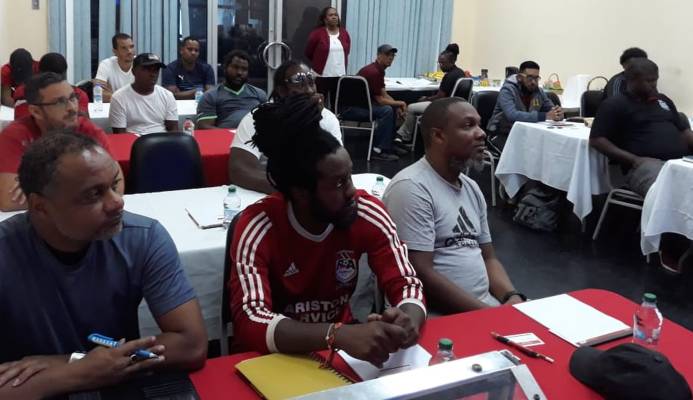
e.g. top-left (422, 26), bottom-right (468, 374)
top-left (283, 262), bottom-right (299, 277)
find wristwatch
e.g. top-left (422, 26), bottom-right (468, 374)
top-left (68, 352), bottom-right (86, 364)
top-left (501, 290), bottom-right (527, 304)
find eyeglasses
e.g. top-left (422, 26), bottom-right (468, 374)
top-left (285, 72), bottom-right (315, 86)
top-left (519, 73), bottom-right (541, 82)
top-left (32, 92), bottom-right (79, 109)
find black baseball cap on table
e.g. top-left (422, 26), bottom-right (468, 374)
top-left (133, 53), bottom-right (166, 69)
top-left (569, 343), bottom-right (691, 400)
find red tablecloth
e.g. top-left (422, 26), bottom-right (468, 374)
top-left (107, 129), bottom-right (234, 188)
top-left (189, 289), bottom-right (693, 399)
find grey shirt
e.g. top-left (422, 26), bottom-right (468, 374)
top-left (383, 158), bottom-right (499, 312)
top-left (196, 83), bottom-right (267, 129)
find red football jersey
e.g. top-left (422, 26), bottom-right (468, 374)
top-left (230, 190), bottom-right (426, 353)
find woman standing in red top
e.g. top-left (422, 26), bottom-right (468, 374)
top-left (304, 7), bottom-right (351, 77)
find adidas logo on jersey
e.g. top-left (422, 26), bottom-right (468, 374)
top-left (283, 262), bottom-right (299, 277)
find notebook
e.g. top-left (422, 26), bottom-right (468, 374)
top-left (513, 294), bottom-right (632, 347)
top-left (337, 344), bottom-right (432, 381)
top-left (235, 353), bottom-right (351, 400)
top-left (184, 205), bottom-right (224, 229)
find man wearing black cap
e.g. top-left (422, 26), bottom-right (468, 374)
top-left (110, 53), bottom-right (179, 135)
top-left (341, 44), bottom-right (407, 161)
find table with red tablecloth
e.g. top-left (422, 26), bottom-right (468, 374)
top-left (189, 289), bottom-right (693, 400)
top-left (106, 129), bottom-right (234, 187)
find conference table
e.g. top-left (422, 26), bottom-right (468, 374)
top-left (495, 121), bottom-right (612, 220)
top-left (188, 288), bottom-right (693, 400)
top-left (385, 77), bottom-right (502, 93)
top-left (641, 158), bottom-right (693, 255)
top-left (106, 129), bottom-right (234, 188)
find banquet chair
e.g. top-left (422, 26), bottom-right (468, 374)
top-left (546, 91), bottom-right (561, 107)
top-left (220, 212), bottom-right (242, 355)
top-left (580, 76), bottom-right (608, 118)
top-left (75, 79), bottom-right (94, 102)
top-left (315, 76), bottom-right (339, 111)
top-left (471, 90), bottom-right (501, 205)
top-left (505, 66), bottom-right (519, 78)
top-left (127, 133), bottom-right (204, 194)
top-left (334, 75), bottom-right (377, 161)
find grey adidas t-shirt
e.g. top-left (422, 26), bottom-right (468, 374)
top-left (383, 157), bottom-right (499, 311)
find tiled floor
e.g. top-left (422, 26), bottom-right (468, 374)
top-left (350, 144), bottom-right (693, 332)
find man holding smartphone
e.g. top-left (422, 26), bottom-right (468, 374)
top-left (0, 132), bottom-right (207, 398)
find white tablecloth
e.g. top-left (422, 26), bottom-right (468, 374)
top-left (495, 122), bottom-right (611, 219)
top-left (641, 159), bottom-right (693, 254)
top-left (0, 105), bottom-right (13, 129)
top-left (0, 173), bottom-right (389, 340)
top-left (384, 77), bottom-right (502, 94)
top-left (88, 99), bottom-right (198, 131)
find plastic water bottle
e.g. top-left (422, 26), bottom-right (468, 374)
top-left (195, 88), bottom-right (204, 104)
top-left (93, 84), bottom-right (103, 112)
top-left (371, 176), bottom-right (385, 198)
top-left (183, 118), bottom-right (195, 136)
top-left (633, 293), bottom-right (663, 349)
top-left (223, 186), bottom-right (242, 229)
top-left (429, 338), bottom-right (456, 365)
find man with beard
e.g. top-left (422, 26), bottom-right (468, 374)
top-left (591, 58), bottom-right (693, 273)
top-left (487, 60), bottom-right (563, 149)
top-left (162, 36), bottom-right (216, 100)
top-left (384, 98), bottom-right (524, 315)
top-left (228, 60), bottom-right (341, 193)
top-left (0, 133), bottom-right (207, 398)
top-left (196, 50), bottom-right (266, 129)
top-left (0, 73), bottom-right (115, 211)
top-left (110, 53), bottom-right (178, 135)
top-left (229, 94), bottom-right (425, 367)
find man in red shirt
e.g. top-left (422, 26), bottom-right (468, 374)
top-left (0, 72), bottom-right (116, 211)
top-left (230, 94), bottom-right (426, 367)
top-left (1, 48), bottom-right (38, 106)
top-left (340, 44), bottom-right (407, 161)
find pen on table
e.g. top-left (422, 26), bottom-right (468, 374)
top-left (490, 332), bottom-right (554, 363)
top-left (396, 80), bottom-right (403, 84)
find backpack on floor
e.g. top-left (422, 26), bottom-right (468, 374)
top-left (512, 183), bottom-right (562, 232)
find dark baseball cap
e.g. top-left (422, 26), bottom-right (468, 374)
top-left (569, 343), bottom-right (691, 400)
top-left (377, 44), bottom-right (398, 55)
top-left (133, 53), bottom-right (166, 69)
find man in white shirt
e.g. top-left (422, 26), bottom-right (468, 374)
top-left (94, 33), bottom-right (136, 103)
top-left (229, 60), bottom-right (342, 193)
top-left (110, 53), bottom-right (178, 135)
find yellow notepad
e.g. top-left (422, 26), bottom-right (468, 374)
top-left (235, 353), bottom-right (351, 399)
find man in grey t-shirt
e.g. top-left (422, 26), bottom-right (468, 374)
top-left (384, 98), bottom-right (524, 315)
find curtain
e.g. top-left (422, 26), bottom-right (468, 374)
top-left (345, 0), bottom-right (453, 77)
top-left (48, 0), bottom-right (91, 83)
top-left (48, 0), bottom-right (67, 55)
top-left (98, 0), bottom-right (117, 63)
top-left (134, 0), bottom-right (179, 64)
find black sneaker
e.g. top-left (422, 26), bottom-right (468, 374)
top-left (393, 145), bottom-right (410, 156)
top-left (372, 151), bottom-right (399, 161)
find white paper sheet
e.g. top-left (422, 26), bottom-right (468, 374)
top-left (338, 344), bottom-right (432, 381)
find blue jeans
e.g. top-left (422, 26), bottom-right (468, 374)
top-left (341, 105), bottom-right (395, 151)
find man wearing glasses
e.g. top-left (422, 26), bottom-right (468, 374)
top-left (487, 60), bottom-right (563, 149)
top-left (0, 72), bottom-right (114, 211)
top-left (228, 60), bottom-right (342, 194)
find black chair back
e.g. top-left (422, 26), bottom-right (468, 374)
top-left (76, 80), bottom-right (94, 102)
top-left (221, 212), bottom-right (242, 331)
top-left (451, 78), bottom-right (474, 101)
top-left (546, 91), bottom-right (561, 107)
top-left (472, 91), bottom-right (499, 131)
top-left (505, 66), bottom-right (519, 78)
top-left (127, 133), bottom-right (204, 194)
top-left (580, 90), bottom-right (603, 117)
top-left (335, 76), bottom-right (373, 120)
top-left (315, 76), bottom-right (339, 111)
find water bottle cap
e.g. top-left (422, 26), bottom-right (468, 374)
top-left (643, 293), bottom-right (657, 303)
top-left (376, 176), bottom-right (384, 182)
top-left (228, 185), bottom-right (237, 193)
top-left (438, 338), bottom-right (453, 350)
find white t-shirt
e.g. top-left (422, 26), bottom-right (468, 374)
top-left (109, 85), bottom-right (178, 135)
top-left (322, 32), bottom-right (346, 77)
top-left (231, 107), bottom-right (343, 159)
top-left (95, 56), bottom-right (134, 92)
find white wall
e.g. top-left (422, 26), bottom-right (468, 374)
top-left (451, 0), bottom-right (693, 114)
top-left (0, 0), bottom-right (49, 64)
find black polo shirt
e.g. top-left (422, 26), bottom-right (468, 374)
top-left (590, 92), bottom-right (689, 166)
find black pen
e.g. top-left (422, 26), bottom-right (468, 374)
top-left (396, 80), bottom-right (403, 84)
top-left (491, 332), bottom-right (554, 363)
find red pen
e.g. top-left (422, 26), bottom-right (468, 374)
top-left (491, 332), bottom-right (554, 363)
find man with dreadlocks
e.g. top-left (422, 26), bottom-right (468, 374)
top-left (229, 94), bottom-right (426, 367)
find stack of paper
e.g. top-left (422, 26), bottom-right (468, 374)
top-left (513, 294), bottom-right (632, 347)
top-left (338, 344), bottom-right (432, 380)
